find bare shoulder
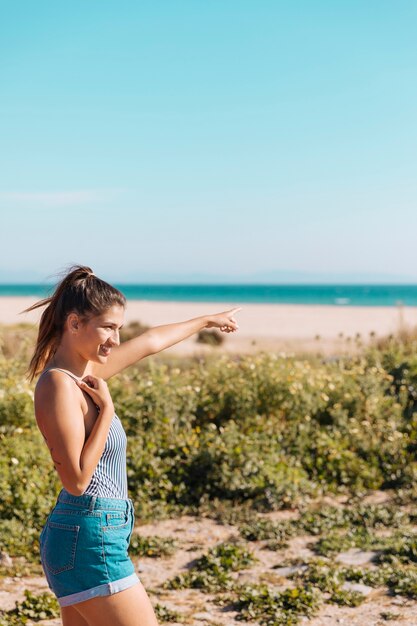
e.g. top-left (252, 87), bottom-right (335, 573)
top-left (35, 368), bottom-right (77, 399)
top-left (34, 370), bottom-right (87, 494)
top-left (34, 370), bottom-right (81, 424)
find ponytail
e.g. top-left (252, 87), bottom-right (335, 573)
top-left (22, 264), bottom-right (126, 381)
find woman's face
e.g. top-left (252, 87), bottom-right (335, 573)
top-left (69, 304), bottom-right (125, 363)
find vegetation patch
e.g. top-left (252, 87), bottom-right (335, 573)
top-left (3, 336), bottom-right (417, 528)
top-left (0, 590), bottom-right (59, 625)
top-left (376, 532), bottom-right (417, 565)
top-left (164, 541), bottom-right (257, 592)
top-left (291, 556), bottom-right (417, 601)
top-left (312, 528), bottom-right (376, 556)
top-left (289, 558), bottom-right (367, 606)
top-left (226, 582), bottom-right (322, 626)
top-left (239, 517), bottom-right (296, 548)
top-left (154, 602), bottom-right (183, 623)
top-left (3, 326), bottom-right (417, 621)
top-left (0, 519), bottom-right (42, 564)
top-left (313, 527), bottom-right (417, 558)
top-left (129, 534), bottom-right (178, 558)
top-left (238, 503), bottom-right (414, 554)
top-left (380, 611), bottom-right (402, 621)
top-left (328, 587), bottom-right (365, 607)
top-left (196, 329), bottom-right (224, 346)
top-left (297, 502), bottom-right (410, 534)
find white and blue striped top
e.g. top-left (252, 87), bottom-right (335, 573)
top-left (37, 367), bottom-right (128, 499)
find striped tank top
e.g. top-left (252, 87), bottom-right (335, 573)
top-left (37, 367), bottom-right (128, 499)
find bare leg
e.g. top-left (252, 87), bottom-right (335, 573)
top-left (72, 580), bottom-right (159, 626)
top-left (61, 604), bottom-right (91, 626)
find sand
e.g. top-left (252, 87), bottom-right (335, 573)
top-left (2, 296), bottom-right (417, 356)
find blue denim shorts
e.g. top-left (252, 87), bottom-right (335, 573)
top-left (39, 488), bottom-right (140, 607)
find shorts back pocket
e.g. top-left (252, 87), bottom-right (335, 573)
top-left (42, 520), bottom-right (80, 575)
top-left (102, 511), bottom-right (130, 531)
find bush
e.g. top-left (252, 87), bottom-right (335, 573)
top-left (1, 336), bottom-right (417, 552)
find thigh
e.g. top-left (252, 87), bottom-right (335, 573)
top-left (73, 580), bottom-right (159, 626)
top-left (61, 604), bottom-right (91, 626)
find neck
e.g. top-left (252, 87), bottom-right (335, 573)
top-left (47, 346), bottom-right (90, 379)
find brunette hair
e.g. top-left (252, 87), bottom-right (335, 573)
top-left (23, 264), bottom-right (126, 381)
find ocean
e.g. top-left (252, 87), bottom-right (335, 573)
top-left (1, 284), bottom-right (417, 306)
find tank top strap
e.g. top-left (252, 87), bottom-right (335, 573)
top-left (37, 366), bottom-right (102, 415)
top-left (38, 367), bottom-right (81, 383)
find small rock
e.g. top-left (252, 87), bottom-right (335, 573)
top-left (0, 551), bottom-right (13, 567)
top-left (273, 565), bottom-right (308, 577)
top-left (0, 591), bottom-right (16, 611)
top-left (342, 581), bottom-right (373, 596)
top-left (335, 548), bottom-right (378, 566)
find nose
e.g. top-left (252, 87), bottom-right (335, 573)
top-left (109, 330), bottom-right (120, 347)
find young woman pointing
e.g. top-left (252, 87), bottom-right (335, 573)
top-left (24, 264), bottom-right (241, 626)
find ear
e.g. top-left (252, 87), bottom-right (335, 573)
top-left (66, 312), bottom-right (80, 334)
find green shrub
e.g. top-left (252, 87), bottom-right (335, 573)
top-left (153, 603), bottom-right (183, 623)
top-left (0, 428), bottom-right (60, 528)
top-left (2, 337), bottom-right (417, 557)
top-left (329, 587), bottom-right (365, 606)
top-left (376, 533), bottom-right (417, 565)
top-left (0, 589), bottom-right (59, 625)
top-left (239, 518), bottom-right (295, 544)
top-left (129, 534), bottom-right (178, 557)
top-left (232, 582), bottom-right (322, 626)
top-left (196, 329), bottom-right (224, 345)
top-left (164, 541), bottom-right (257, 593)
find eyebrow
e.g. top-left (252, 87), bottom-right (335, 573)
top-left (103, 321), bottom-right (124, 329)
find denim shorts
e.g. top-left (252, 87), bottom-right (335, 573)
top-left (39, 488), bottom-right (140, 607)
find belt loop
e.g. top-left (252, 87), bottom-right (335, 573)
top-left (89, 495), bottom-right (97, 511)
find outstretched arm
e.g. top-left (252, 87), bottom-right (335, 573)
top-left (92, 307), bottom-right (241, 380)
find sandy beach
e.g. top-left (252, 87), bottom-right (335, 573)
top-left (2, 296), bottom-right (417, 356)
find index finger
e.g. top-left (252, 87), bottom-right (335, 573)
top-left (81, 375), bottom-right (96, 382)
top-left (80, 375), bottom-right (98, 387)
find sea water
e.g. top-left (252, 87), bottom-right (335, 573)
top-left (1, 283), bottom-right (417, 306)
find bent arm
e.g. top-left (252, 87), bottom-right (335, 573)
top-left (35, 372), bottom-right (114, 495)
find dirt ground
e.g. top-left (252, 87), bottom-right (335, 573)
top-left (1, 490), bottom-right (417, 625)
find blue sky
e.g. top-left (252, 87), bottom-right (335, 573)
top-left (1, 1), bottom-right (417, 283)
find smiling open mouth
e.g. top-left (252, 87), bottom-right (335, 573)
top-left (99, 345), bottom-right (111, 356)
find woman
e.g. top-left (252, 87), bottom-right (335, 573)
top-left (25, 264), bottom-right (241, 626)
